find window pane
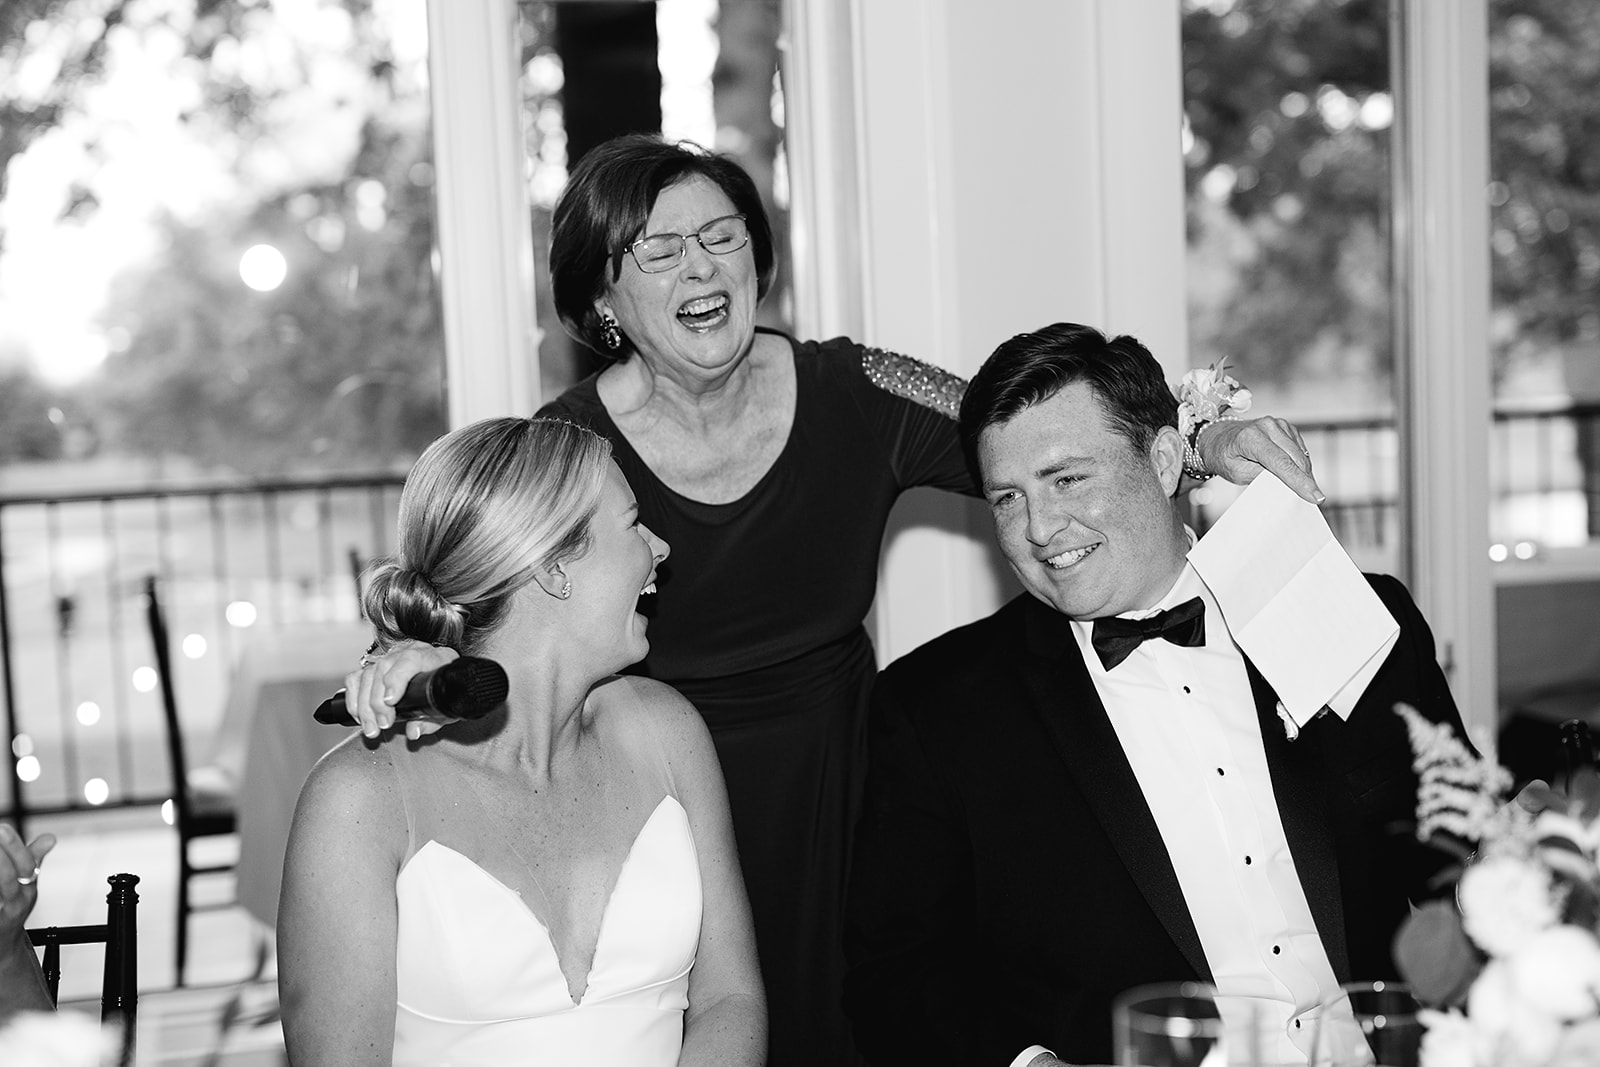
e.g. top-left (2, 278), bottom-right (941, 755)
top-left (0, 1), bottom-right (435, 813)
top-left (1181, 0), bottom-right (1398, 574)
top-left (1487, 0), bottom-right (1600, 787)
top-left (1487, 0), bottom-right (1600, 554)
top-left (0, 1), bottom-right (445, 478)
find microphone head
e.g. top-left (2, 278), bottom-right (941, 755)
top-left (430, 657), bottom-right (510, 719)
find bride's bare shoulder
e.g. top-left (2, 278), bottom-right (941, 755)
top-left (588, 673), bottom-right (695, 717)
top-left (588, 675), bottom-right (711, 752)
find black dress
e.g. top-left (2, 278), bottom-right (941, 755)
top-left (539, 329), bottom-right (973, 1066)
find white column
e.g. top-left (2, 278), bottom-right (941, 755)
top-left (781, 0), bottom-right (866, 343)
top-left (427, 0), bottom-right (540, 425)
top-left (1395, 0), bottom-right (1496, 749)
top-left (784, 0), bottom-right (1189, 663)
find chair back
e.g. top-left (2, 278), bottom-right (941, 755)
top-left (26, 872), bottom-right (139, 1066)
top-left (143, 575), bottom-right (196, 831)
top-left (144, 574), bottom-right (239, 987)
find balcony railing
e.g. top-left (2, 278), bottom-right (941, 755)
top-left (4, 403), bottom-right (1600, 830)
top-left (1192, 401), bottom-right (1600, 566)
top-left (0, 472), bottom-right (405, 832)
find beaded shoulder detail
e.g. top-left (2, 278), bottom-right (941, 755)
top-left (860, 347), bottom-right (967, 420)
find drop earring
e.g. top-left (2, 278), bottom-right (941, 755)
top-left (559, 579), bottom-right (572, 600)
top-left (600, 314), bottom-right (622, 352)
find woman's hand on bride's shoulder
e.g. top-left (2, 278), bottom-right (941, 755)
top-left (343, 640), bottom-right (460, 740)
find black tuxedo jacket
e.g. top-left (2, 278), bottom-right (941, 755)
top-left (842, 573), bottom-right (1466, 1066)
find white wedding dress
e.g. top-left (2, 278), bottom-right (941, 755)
top-left (390, 791), bottom-right (702, 1066)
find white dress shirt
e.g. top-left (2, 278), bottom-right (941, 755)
top-left (1009, 564), bottom-right (1354, 1067)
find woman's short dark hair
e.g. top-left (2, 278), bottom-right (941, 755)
top-left (550, 134), bottom-right (777, 360)
top-left (957, 322), bottom-right (1179, 482)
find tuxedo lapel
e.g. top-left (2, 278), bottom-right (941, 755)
top-left (1244, 659), bottom-right (1350, 982)
top-left (1019, 598), bottom-right (1213, 983)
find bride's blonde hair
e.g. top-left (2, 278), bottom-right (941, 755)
top-left (362, 417), bottom-right (612, 655)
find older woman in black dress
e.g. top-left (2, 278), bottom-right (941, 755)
top-left (345, 134), bottom-right (1322, 1066)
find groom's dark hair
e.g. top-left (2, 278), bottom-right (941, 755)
top-left (957, 322), bottom-right (1179, 483)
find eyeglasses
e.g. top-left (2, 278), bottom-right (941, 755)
top-left (624, 214), bottom-right (750, 273)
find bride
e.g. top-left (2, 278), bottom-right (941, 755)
top-left (277, 417), bottom-right (765, 1066)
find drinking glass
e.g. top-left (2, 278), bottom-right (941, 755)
top-left (1113, 981), bottom-right (1227, 1067)
top-left (1311, 980), bottom-right (1423, 1067)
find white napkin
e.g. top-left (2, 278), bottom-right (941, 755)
top-left (1187, 472), bottom-right (1399, 731)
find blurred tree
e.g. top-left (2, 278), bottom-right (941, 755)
top-left (1182, 0), bottom-right (1395, 391)
top-left (87, 118), bottom-right (445, 474)
top-left (1490, 1), bottom-right (1600, 536)
top-left (0, 0), bottom-right (125, 253)
top-left (5, 0), bottom-right (795, 474)
top-left (1488, 0), bottom-right (1600, 364)
top-left (1, 0), bottom-right (403, 249)
top-left (1183, 0), bottom-right (1600, 395)
top-left (0, 364), bottom-right (70, 463)
top-left (1, 0), bottom-right (446, 474)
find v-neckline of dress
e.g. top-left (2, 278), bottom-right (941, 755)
top-left (410, 794), bottom-right (682, 1007)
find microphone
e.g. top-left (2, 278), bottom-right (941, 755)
top-left (313, 656), bottom-right (510, 727)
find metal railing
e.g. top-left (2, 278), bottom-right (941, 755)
top-left (1192, 401), bottom-right (1600, 566)
top-left (4, 403), bottom-right (1600, 829)
top-left (1490, 400), bottom-right (1600, 550)
top-left (0, 472), bottom-right (405, 832)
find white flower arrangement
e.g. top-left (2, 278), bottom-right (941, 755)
top-left (1393, 703), bottom-right (1600, 1067)
top-left (0, 1011), bottom-right (117, 1067)
top-left (1177, 360), bottom-right (1255, 445)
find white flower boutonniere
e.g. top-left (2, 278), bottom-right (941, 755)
top-left (1275, 699), bottom-right (1330, 741)
top-left (1276, 701), bottom-right (1300, 741)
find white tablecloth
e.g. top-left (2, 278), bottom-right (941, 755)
top-left (211, 622), bottom-right (371, 927)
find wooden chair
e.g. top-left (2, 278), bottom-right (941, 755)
top-left (143, 575), bottom-right (238, 987)
top-left (26, 872), bottom-right (140, 1066)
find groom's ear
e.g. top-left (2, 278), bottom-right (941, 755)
top-left (1150, 425), bottom-right (1185, 497)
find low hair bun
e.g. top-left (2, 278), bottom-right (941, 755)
top-left (362, 560), bottom-right (467, 649)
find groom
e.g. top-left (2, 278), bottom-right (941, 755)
top-left (842, 323), bottom-right (1466, 1067)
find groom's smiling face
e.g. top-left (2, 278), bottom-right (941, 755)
top-left (977, 380), bottom-right (1189, 621)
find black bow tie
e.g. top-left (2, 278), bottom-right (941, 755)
top-left (1090, 596), bottom-right (1206, 671)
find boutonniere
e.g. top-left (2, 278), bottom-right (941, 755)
top-left (1276, 700), bottom-right (1332, 742)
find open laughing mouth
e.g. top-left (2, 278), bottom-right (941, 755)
top-left (636, 574), bottom-right (659, 617)
top-left (1044, 544), bottom-right (1097, 570)
top-left (677, 293), bottom-right (730, 330)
